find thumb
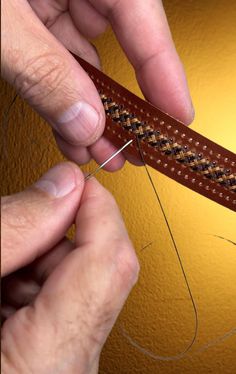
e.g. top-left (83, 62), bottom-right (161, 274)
top-left (1, 162), bottom-right (84, 276)
top-left (2, 0), bottom-right (105, 147)
top-left (1, 178), bottom-right (139, 374)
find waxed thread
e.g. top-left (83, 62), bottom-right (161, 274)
top-left (119, 136), bottom-right (198, 361)
top-left (120, 136), bottom-right (236, 361)
top-left (2, 97), bottom-right (236, 360)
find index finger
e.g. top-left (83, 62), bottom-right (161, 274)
top-left (75, 177), bottom-right (132, 252)
top-left (18, 178), bottom-right (139, 371)
top-left (93, 0), bottom-right (194, 124)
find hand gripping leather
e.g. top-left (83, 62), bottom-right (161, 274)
top-left (75, 55), bottom-right (236, 211)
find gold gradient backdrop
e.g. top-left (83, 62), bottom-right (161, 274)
top-left (1, 1), bottom-right (236, 373)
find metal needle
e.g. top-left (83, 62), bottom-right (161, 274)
top-left (85, 139), bottom-right (133, 180)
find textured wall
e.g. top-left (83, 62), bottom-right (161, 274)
top-left (1, 1), bottom-right (236, 373)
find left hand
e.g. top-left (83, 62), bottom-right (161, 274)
top-left (2, 0), bottom-right (194, 171)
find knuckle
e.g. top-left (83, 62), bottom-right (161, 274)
top-left (115, 240), bottom-right (140, 285)
top-left (1, 307), bottom-right (36, 373)
top-left (2, 196), bottom-right (34, 232)
top-left (2, 194), bottom-right (47, 251)
top-left (14, 53), bottom-right (69, 105)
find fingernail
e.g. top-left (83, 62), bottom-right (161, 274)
top-left (35, 163), bottom-right (77, 197)
top-left (56, 102), bottom-right (100, 145)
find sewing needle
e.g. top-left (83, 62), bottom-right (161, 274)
top-left (85, 139), bottom-right (133, 180)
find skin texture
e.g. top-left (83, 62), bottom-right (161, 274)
top-left (2, 0), bottom-right (194, 170)
top-left (1, 163), bottom-right (139, 373)
top-left (1, 1), bottom-right (194, 372)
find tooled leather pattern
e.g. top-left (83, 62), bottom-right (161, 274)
top-left (74, 55), bottom-right (236, 211)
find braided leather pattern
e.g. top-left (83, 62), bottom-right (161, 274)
top-left (74, 55), bottom-right (236, 211)
top-left (101, 94), bottom-right (235, 193)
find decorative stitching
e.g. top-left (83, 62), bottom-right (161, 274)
top-left (100, 93), bottom-right (236, 194)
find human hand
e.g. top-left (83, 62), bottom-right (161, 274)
top-left (1, 162), bottom-right (139, 373)
top-left (2, 0), bottom-right (194, 170)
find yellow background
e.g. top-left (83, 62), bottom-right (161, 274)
top-left (1, 1), bottom-right (236, 373)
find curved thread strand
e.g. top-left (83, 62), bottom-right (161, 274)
top-left (121, 136), bottom-right (198, 361)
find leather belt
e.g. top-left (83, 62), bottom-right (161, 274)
top-left (74, 55), bottom-right (236, 212)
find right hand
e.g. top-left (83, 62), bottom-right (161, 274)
top-left (1, 162), bottom-right (139, 373)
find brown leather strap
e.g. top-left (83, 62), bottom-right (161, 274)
top-left (75, 55), bottom-right (236, 211)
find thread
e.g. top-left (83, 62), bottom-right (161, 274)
top-left (2, 97), bottom-right (236, 361)
top-left (120, 136), bottom-right (198, 361)
top-left (120, 136), bottom-right (236, 361)
top-left (213, 235), bottom-right (236, 246)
